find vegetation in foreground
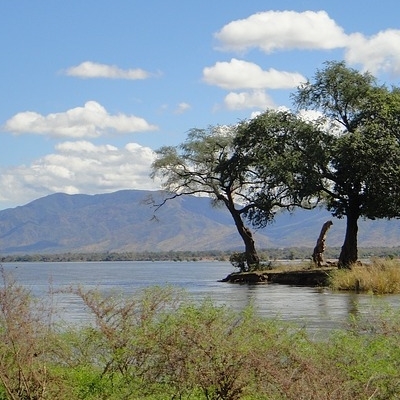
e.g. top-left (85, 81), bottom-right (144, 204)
top-left (1, 270), bottom-right (400, 399)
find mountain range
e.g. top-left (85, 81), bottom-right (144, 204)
top-left (0, 189), bottom-right (399, 255)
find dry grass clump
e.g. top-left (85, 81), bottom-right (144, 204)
top-left (264, 260), bottom-right (317, 272)
top-left (329, 258), bottom-right (400, 294)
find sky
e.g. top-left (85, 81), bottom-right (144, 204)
top-left (1, 1), bottom-right (400, 210)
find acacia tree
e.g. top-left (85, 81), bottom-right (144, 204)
top-left (235, 61), bottom-right (400, 268)
top-left (295, 61), bottom-right (400, 267)
top-left (151, 126), bottom-right (301, 270)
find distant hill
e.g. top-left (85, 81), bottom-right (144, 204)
top-left (0, 189), bottom-right (399, 255)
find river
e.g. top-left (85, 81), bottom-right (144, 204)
top-left (3, 260), bottom-right (400, 335)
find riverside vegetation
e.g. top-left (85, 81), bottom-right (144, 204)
top-left (2, 246), bottom-right (400, 263)
top-left (329, 257), bottom-right (400, 294)
top-left (1, 267), bottom-right (400, 399)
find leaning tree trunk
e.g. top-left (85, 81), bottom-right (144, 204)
top-left (241, 226), bottom-right (260, 267)
top-left (338, 208), bottom-right (359, 269)
top-left (228, 205), bottom-right (260, 269)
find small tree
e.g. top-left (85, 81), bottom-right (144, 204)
top-left (151, 126), bottom-right (298, 270)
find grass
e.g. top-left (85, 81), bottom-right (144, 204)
top-left (259, 257), bottom-right (400, 294)
top-left (329, 258), bottom-right (400, 294)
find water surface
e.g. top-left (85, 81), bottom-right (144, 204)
top-left (3, 261), bottom-right (399, 334)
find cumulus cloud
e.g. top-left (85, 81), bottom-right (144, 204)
top-left (215, 10), bottom-right (349, 53)
top-left (213, 10), bottom-right (400, 77)
top-left (3, 101), bottom-right (158, 138)
top-left (345, 30), bottom-right (400, 76)
top-left (224, 90), bottom-right (275, 110)
top-left (65, 61), bottom-right (155, 80)
top-left (0, 141), bottom-right (161, 208)
top-left (207, 9), bottom-right (400, 112)
top-left (203, 58), bottom-right (305, 90)
top-left (203, 59), bottom-right (302, 111)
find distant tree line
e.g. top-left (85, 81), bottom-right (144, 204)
top-left (2, 247), bottom-right (400, 263)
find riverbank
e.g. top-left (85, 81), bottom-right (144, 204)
top-left (220, 266), bottom-right (334, 286)
top-left (222, 258), bottom-right (400, 294)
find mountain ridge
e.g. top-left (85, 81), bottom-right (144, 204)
top-left (0, 189), bottom-right (399, 254)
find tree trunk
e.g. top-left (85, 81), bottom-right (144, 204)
top-left (338, 209), bottom-right (359, 269)
top-left (241, 226), bottom-right (260, 267)
top-left (312, 220), bottom-right (333, 267)
top-left (228, 206), bottom-right (260, 269)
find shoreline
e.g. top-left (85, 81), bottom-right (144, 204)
top-left (221, 267), bottom-right (335, 286)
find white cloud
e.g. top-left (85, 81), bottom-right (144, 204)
top-left (65, 61), bottom-right (154, 80)
top-left (0, 141), bottom-right (161, 208)
top-left (203, 59), bottom-right (303, 111)
top-left (215, 10), bottom-right (349, 53)
top-left (214, 10), bottom-right (400, 78)
top-left (203, 58), bottom-right (305, 90)
top-left (56, 141), bottom-right (118, 153)
top-left (345, 30), bottom-right (400, 76)
top-left (224, 90), bottom-right (275, 110)
top-left (3, 101), bottom-right (158, 138)
top-left (174, 102), bottom-right (191, 114)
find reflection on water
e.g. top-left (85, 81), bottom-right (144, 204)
top-left (3, 261), bottom-right (400, 333)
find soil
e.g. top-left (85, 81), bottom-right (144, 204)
top-left (220, 267), bottom-right (336, 287)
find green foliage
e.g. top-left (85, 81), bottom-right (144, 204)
top-left (328, 309), bottom-right (400, 398)
top-left (0, 250), bottom-right (233, 263)
top-left (5, 247), bottom-right (400, 264)
top-left (234, 109), bottom-right (329, 219)
top-left (235, 61), bottom-right (400, 267)
top-left (151, 125), bottom-right (268, 269)
top-left (151, 126), bottom-right (236, 199)
top-left (151, 62), bottom-right (400, 269)
top-left (229, 252), bottom-right (248, 272)
top-left (3, 272), bottom-right (400, 399)
top-left (229, 252), bottom-right (267, 272)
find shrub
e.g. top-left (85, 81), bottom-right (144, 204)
top-left (2, 271), bottom-right (400, 399)
top-left (327, 308), bottom-right (400, 399)
top-left (229, 252), bottom-right (248, 272)
top-left (0, 269), bottom-right (67, 399)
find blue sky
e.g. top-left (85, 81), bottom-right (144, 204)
top-left (1, 1), bottom-right (400, 210)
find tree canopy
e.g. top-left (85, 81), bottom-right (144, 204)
top-left (234, 61), bottom-right (400, 267)
top-left (151, 126), bottom-right (303, 269)
top-left (152, 61), bottom-right (400, 269)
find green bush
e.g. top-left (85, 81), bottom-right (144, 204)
top-left (1, 270), bottom-right (400, 399)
